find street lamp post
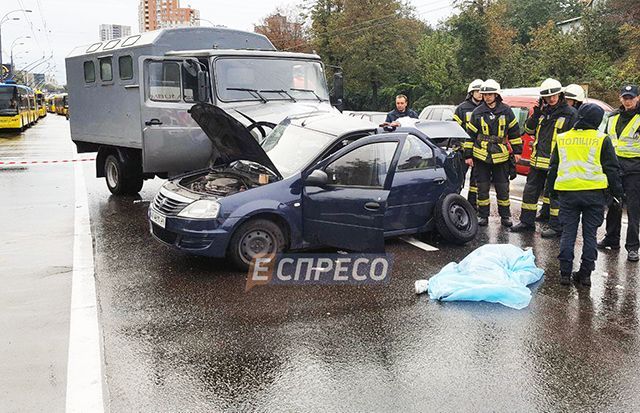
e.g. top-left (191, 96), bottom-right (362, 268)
top-left (9, 36), bottom-right (30, 77)
top-left (0, 9), bottom-right (33, 69)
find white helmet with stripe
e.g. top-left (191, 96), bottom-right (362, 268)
top-left (564, 84), bottom-right (586, 102)
top-left (539, 78), bottom-right (563, 97)
top-left (479, 79), bottom-right (501, 95)
top-left (467, 79), bottom-right (484, 93)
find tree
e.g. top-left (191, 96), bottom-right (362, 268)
top-left (255, 7), bottom-right (310, 52)
top-left (308, 0), bottom-right (425, 110)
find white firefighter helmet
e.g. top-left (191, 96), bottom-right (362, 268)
top-left (564, 84), bottom-right (586, 102)
top-left (539, 78), bottom-right (563, 97)
top-left (467, 79), bottom-right (484, 93)
top-left (479, 79), bottom-right (501, 95)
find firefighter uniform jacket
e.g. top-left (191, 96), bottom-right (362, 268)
top-left (453, 97), bottom-right (481, 130)
top-left (464, 101), bottom-right (523, 164)
top-left (524, 100), bottom-right (577, 170)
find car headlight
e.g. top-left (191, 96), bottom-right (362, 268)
top-left (177, 200), bottom-right (220, 219)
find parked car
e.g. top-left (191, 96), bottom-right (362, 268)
top-left (347, 111), bottom-right (388, 125)
top-left (148, 104), bottom-right (477, 269)
top-left (501, 89), bottom-right (613, 175)
top-left (418, 105), bottom-right (456, 122)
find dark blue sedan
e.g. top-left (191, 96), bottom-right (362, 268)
top-left (148, 104), bottom-right (477, 269)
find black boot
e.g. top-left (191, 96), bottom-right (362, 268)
top-left (501, 217), bottom-right (513, 227)
top-left (510, 222), bottom-right (534, 233)
top-left (572, 269), bottom-right (591, 286)
top-left (560, 271), bottom-right (571, 285)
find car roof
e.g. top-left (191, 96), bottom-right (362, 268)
top-left (382, 120), bottom-right (468, 140)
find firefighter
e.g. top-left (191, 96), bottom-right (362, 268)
top-left (454, 79), bottom-right (483, 208)
top-left (597, 84), bottom-right (640, 262)
top-left (511, 78), bottom-right (578, 237)
top-left (547, 103), bottom-right (623, 286)
top-left (465, 79), bottom-right (523, 227)
top-left (564, 84), bottom-right (586, 109)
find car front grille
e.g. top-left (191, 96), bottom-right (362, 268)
top-left (152, 191), bottom-right (190, 216)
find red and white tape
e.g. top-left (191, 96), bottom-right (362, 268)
top-left (0, 158), bottom-right (95, 165)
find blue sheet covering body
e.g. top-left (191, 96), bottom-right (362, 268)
top-left (427, 244), bottom-right (544, 309)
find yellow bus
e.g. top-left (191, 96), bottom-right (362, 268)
top-left (54, 93), bottom-right (68, 118)
top-left (35, 90), bottom-right (47, 118)
top-left (28, 92), bottom-right (38, 125)
top-left (0, 83), bottom-right (33, 131)
top-left (50, 94), bottom-right (58, 113)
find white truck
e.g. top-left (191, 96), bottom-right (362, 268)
top-left (65, 27), bottom-right (341, 194)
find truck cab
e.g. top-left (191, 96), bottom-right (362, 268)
top-left (65, 27), bottom-right (339, 195)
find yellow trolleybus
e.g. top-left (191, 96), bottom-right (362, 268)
top-left (0, 82), bottom-right (34, 131)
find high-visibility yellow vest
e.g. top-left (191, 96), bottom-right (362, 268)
top-left (555, 129), bottom-right (608, 191)
top-left (608, 113), bottom-right (640, 158)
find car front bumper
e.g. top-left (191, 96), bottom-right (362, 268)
top-left (148, 207), bottom-right (236, 258)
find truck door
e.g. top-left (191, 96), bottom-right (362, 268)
top-left (139, 56), bottom-right (212, 175)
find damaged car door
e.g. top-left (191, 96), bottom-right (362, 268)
top-left (302, 136), bottom-right (401, 252)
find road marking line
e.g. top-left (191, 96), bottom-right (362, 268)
top-left (400, 236), bottom-right (439, 251)
top-left (65, 155), bottom-right (105, 413)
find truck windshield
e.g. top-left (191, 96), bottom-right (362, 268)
top-left (262, 121), bottom-right (335, 178)
top-left (215, 58), bottom-right (329, 103)
top-left (0, 87), bottom-right (18, 115)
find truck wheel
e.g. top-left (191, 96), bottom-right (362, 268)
top-left (435, 193), bottom-right (478, 245)
top-left (228, 219), bottom-right (286, 271)
top-left (104, 154), bottom-right (143, 195)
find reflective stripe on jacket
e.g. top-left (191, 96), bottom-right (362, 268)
top-left (608, 113), bottom-right (640, 158)
top-left (555, 129), bottom-right (608, 191)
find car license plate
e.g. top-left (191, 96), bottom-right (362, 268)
top-left (150, 210), bottom-right (166, 228)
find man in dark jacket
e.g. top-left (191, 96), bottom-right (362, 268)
top-left (455, 79), bottom-right (483, 208)
top-left (547, 103), bottom-right (623, 286)
top-left (597, 84), bottom-right (640, 261)
top-left (383, 94), bottom-right (418, 125)
top-left (511, 78), bottom-right (578, 237)
top-left (465, 79), bottom-right (523, 227)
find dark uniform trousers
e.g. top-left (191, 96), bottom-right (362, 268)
top-left (558, 190), bottom-right (606, 273)
top-left (520, 167), bottom-right (561, 229)
top-left (475, 161), bottom-right (511, 218)
top-left (604, 173), bottom-right (640, 251)
top-left (468, 167), bottom-right (478, 208)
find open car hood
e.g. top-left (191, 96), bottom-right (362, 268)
top-left (189, 103), bottom-right (281, 178)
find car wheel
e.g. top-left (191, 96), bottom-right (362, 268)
top-left (435, 193), bottom-right (478, 245)
top-left (229, 219), bottom-right (287, 271)
top-left (104, 154), bottom-right (143, 195)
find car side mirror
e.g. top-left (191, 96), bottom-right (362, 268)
top-left (331, 72), bottom-right (344, 111)
top-left (183, 59), bottom-right (209, 103)
top-left (305, 169), bottom-right (328, 187)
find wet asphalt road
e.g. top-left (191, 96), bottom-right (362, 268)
top-left (3, 115), bottom-right (640, 412)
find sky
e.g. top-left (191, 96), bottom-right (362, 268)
top-left (1, 0), bottom-right (456, 85)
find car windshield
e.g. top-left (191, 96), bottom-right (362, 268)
top-left (215, 58), bottom-right (329, 103)
top-left (0, 87), bottom-right (18, 115)
top-left (511, 107), bottom-right (528, 132)
top-left (261, 120), bottom-right (335, 178)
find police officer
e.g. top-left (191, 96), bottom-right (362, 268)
top-left (547, 103), bottom-right (622, 286)
top-left (597, 84), bottom-right (640, 261)
top-left (564, 84), bottom-right (586, 109)
top-left (454, 79), bottom-right (483, 208)
top-left (383, 94), bottom-right (418, 126)
top-left (465, 79), bottom-right (523, 227)
top-left (512, 79), bottom-right (578, 237)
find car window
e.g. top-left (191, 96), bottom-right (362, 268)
top-left (396, 135), bottom-right (434, 171)
top-left (431, 108), bottom-right (443, 121)
top-left (442, 108), bottom-right (454, 121)
top-left (325, 142), bottom-right (398, 187)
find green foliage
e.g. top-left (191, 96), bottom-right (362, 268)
top-left (295, 0), bottom-right (640, 109)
